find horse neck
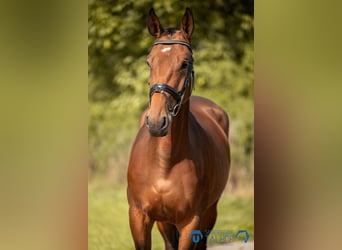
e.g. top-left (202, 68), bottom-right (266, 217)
top-left (150, 101), bottom-right (190, 166)
top-left (170, 100), bottom-right (190, 154)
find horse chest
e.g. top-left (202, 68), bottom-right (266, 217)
top-left (139, 177), bottom-right (196, 222)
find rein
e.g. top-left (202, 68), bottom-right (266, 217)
top-left (149, 40), bottom-right (194, 117)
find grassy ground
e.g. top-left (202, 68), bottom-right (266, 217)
top-left (88, 182), bottom-right (254, 250)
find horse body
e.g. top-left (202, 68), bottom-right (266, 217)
top-left (127, 8), bottom-right (230, 250)
top-left (128, 96), bottom-right (229, 219)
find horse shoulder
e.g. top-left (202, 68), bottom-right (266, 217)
top-left (189, 96), bottom-right (229, 138)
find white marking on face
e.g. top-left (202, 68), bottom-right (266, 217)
top-left (161, 47), bottom-right (171, 52)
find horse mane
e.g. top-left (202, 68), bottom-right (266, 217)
top-left (162, 27), bottom-right (177, 37)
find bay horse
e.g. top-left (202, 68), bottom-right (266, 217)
top-left (127, 8), bottom-right (230, 250)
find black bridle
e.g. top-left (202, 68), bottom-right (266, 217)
top-left (149, 40), bottom-right (194, 117)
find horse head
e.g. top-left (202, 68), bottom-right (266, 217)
top-left (145, 8), bottom-right (194, 137)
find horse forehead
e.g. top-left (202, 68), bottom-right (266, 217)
top-left (150, 31), bottom-right (190, 57)
top-left (151, 42), bottom-right (189, 58)
top-left (161, 47), bottom-right (171, 52)
top-left (150, 48), bottom-right (184, 63)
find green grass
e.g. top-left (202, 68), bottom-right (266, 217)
top-left (88, 182), bottom-right (254, 250)
top-left (213, 194), bottom-right (254, 242)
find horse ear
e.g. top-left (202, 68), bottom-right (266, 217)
top-left (148, 8), bottom-right (164, 38)
top-left (181, 8), bottom-right (194, 39)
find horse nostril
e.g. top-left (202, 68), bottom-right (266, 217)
top-left (161, 116), bottom-right (168, 129)
top-left (145, 115), bottom-right (150, 127)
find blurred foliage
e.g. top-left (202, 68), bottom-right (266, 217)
top-left (88, 0), bottom-right (254, 184)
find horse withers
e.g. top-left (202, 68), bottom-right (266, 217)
top-left (127, 8), bottom-right (230, 250)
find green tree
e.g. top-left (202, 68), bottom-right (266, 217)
top-left (88, 0), bottom-right (254, 186)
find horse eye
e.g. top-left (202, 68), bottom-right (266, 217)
top-left (180, 61), bottom-right (188, 70)
top-left (146, 61), bottom-right (151, 68)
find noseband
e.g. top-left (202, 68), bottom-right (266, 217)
top-left (149, 40), bottom-right (194, 117)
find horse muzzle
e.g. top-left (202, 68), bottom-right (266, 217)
top-left (145, 114), bottom-right (170, 137)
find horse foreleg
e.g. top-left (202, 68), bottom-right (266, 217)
top-left (178, 215), bottom-right (201, 250)
top-left (195, 202), bottom-right (218, 250)
top-left (157, 221), bottom-right (179, 250)
top-left (129, 205), bottom-right (154, 250)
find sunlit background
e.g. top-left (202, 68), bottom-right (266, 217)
top-left (3, 0), bottom-right (341, 249)
top-left (88, 0), bottom-right (254, 249)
